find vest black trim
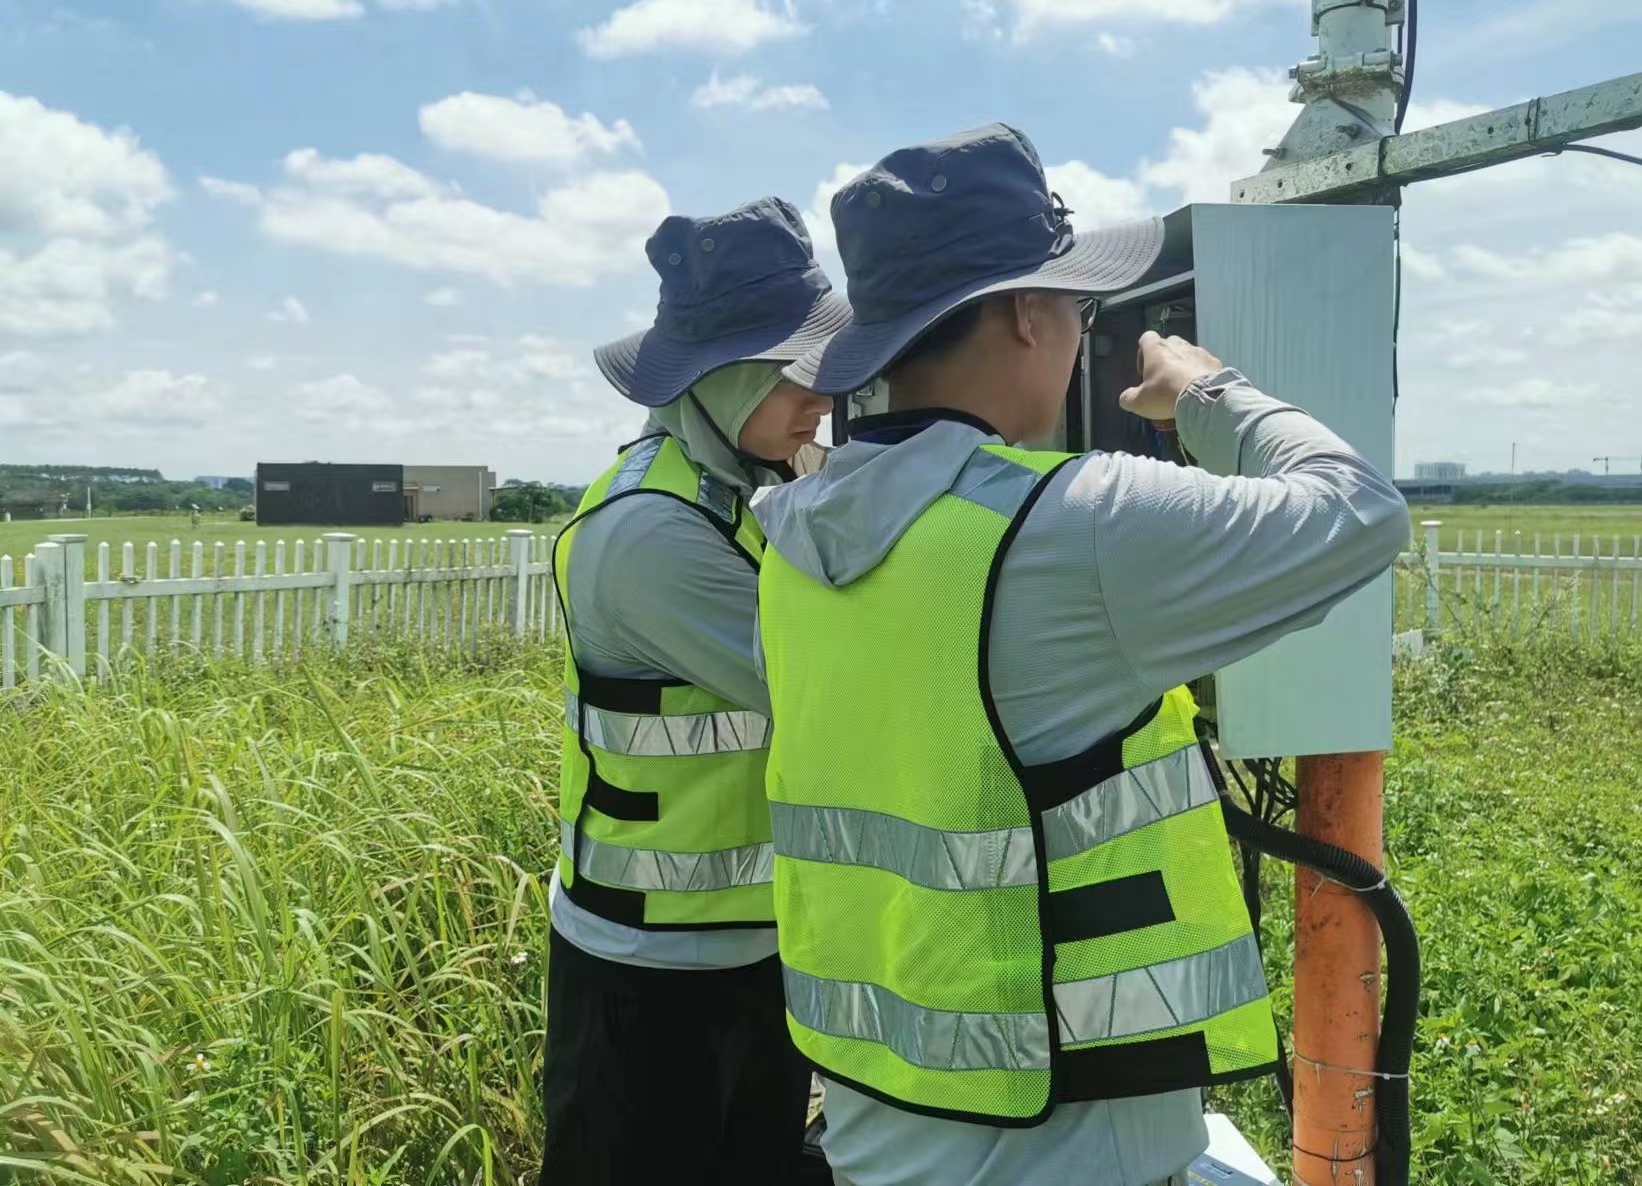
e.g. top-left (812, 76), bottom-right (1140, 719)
top-left (801, 1030), bottom-right (1274, 1128)
top-left (577, 672), bottom-right (690, 716)
top-left (1047, 870), bottom-right (1175, 945)
top-left (559, 873), bottom-right (774, 933)
top-left (975, 455), bottom-right (1078, 1129)
top-left (582, 770), bottom-right (660, 822)
top-left (1017, 696), bottom-right (1164, 814)
top-left (1056, 1032), bottom-right (1274, 1102)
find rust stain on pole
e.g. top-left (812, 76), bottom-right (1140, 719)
top-left (1292, 751), bottom-right (1384, 1186)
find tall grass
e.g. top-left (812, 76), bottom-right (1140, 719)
top-left (5, 631), bottom-right (1641, 1184)
top-left (0, 641), bottom-right (564, 1184)
top-left (1218, 631), bottom-right (1642, 1184)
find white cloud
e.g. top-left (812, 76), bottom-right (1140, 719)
top-left (1399, 245), bottom-right (1445, 282)
top-left (424, 286), bottom-right (465, 307)
top-left (0, 89), bottom-right (178, 338)
top-left (1, 367), bottom-right (225, 437)
top-left (0, 237), bottom-right (176, 337)
top-left (1450, 0), bottom-right (1642, 66)
top-left (1448, 234), bottom-right (1642, 288)
top-left (413, 336), bottom-right (636, 442)
top-left (200, 176), bottom-right (265, 207)
top-left (266, 296), bottom-right (312, 324)
top-left (206, 150), bottom-right (670, 287)
top-left (1012, 0), bottom-right (1295, 40)
top-left (0, 92), bottom-right (173, 239)
top-left (424, 334), bottom-right (590, 387)
top-left (419, 92), bottom-right (641, 165)
top-left (579, 0), bottom-right (807, 59)
top-left (960, 0), bottom-right (1003, 40)
top-left (803, 161), bottom-right (868, 266)
top-left (282, 147), bottom-right (447, 200)
top-left (0, 343), bottom-right (641, 481)
top-left (1453, 377), bottom-right (1598, 411)
top-left (288, 373), bottom-right (391, 425)
top-left (1098, 32), bottom-right (1136, 56)
top-left (1392, 125), bottom-right (1642, 473)
top-left (691, 72), bottom-right (828, 112)
top-left (1044, 161), bottom-right (1152, 226)
top-left (85, 370), bottom-right (224, 425)
top-left (1139, 67), bottom-right (1294, 203)
top-left (192, 290), bottom-right (222, 308)
top-left (227, 0), bottom-right (365, 19)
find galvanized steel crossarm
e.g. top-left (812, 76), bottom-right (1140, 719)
top-left (1234, 72), bottom-right (1642, 204)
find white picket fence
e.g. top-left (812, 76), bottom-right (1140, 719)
top-left (1, 530), bottom-right (560, 688)
top-left (1397, 521), bottom-right (1642, 639)
top-left (6, 519), bottom-right (1640, 690)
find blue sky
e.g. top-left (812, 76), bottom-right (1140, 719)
top-left (1, 0), bottom-right (1639, 483)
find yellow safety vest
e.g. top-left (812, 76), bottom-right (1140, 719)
top-left (554, 434), bottom-right (775, 930)
top-left (759, 443), bottom-right (1278, 1123)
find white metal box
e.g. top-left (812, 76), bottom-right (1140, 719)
top-left (1193, 203), bottom-right (1396, 758)
top-left (1080, 202), bottom-right (1396, 758)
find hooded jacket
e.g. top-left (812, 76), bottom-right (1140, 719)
top-left (752, 369), bottom-right (1408, 1186)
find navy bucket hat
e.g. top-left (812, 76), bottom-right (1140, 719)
top-left (594, 197), bottom-right (852, 408)
top-left (783, 123), bottom-right (1166, 396)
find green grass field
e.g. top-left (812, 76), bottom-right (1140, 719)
top-left (0, 515), bottom-right (565, 585)
top-left (1410, 505), bottom-right (1642, 554)
top-left (3, 633), bottom-right (1639, 1183)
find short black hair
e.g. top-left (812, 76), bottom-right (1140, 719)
top-left (886, 297), bottom-right (997, 377)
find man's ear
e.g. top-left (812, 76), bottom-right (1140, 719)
top-left (1010, 292), bottom-right (1040, 349)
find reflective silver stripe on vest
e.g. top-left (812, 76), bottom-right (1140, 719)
top-left (1054, 932), bottom-right (1267, 1045)
top-left (566, 818), bottom-right (774, 892)
top-left (1040, 746), bottom-right (1219, 864)
top-left (606, 435), bottom-right (667, 498)
top-left (784, 932), bottom-right (1265, 1071)
top-left (783, 964), bottom-right (1054, 1071)
top-left (947, 449), bottom-right (1043, 519)
top-left (565, 690), bottom-right (771, 756)
top-left (770, 801), bottom-right (1037, 890)
top-left (696, 469), bottom-right (739, 524)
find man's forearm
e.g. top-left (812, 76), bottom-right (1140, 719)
top-left (1174, 367), bottom-right (1369, 480)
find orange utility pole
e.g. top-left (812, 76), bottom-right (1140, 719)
top-left (1291, 753), bottom-right (1385, 1185)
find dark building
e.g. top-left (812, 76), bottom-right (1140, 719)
top-left (255, 463), bottom-right (406, 527)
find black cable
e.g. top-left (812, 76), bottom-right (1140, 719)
top-left (1225, 757), bottom-right (1298, 1117)
top-left (1391, 205), bottom-right (1404, 409)
top-left (1200, 738), bottom-right (1420, 1186)
top-left (1394, 0), bottom-right (1418, 135)
top-left (1542, 144), bottom-right (1642, 169)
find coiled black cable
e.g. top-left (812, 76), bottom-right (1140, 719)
top-left (1201, 740), bottom-right (1420, 1186)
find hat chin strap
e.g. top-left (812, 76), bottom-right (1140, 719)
top-left (688, 393), bottom-right (798, 486)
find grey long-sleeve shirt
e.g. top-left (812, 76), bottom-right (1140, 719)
top-left (753, 369), bottom-right (1409, 1186)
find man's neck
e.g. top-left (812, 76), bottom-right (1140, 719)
top-left (889, 382), bottom-right (1021, 443)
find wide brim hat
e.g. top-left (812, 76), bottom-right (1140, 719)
top-left (595, 197), bottom-right (852, 408)
top-left (782, 124), bottom-right (1165, 396)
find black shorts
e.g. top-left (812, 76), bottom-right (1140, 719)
top-left (538, 927), bottom-right (812, 1186)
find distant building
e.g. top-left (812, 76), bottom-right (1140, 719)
top-left (404, 465), bottom-right (497, 523)
top-left (255, 463), bottom-right (405, 527)
top-left (253, 462), bottom-right (496, 526)
top-left (1414, 462), bottom-right (1467, 482)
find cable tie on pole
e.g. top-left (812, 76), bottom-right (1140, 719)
top-left (1292, 1051), bottom-right (1411, 1082)
top-left (1316, 870), bottom-right (1391, 894)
